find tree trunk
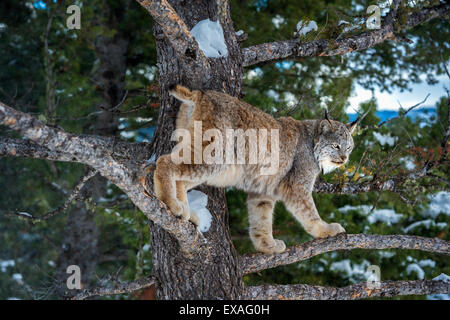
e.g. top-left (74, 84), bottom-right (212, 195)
top-left (149, 0), bottom-right (244, 299)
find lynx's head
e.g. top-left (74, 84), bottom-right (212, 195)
top-left (314, 112), bottom-right (358, 174)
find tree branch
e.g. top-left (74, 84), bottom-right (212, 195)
top-left (72, 275), bottom-right (156, 300)
top-left (241, 234), bottom-right (450, 275)
top-left (244, 280), bottom-right (450, 300)
top-left (242, 3), bottom-right (449, 67)
top-left (0, 102), bottom-right (150, 166)
top-left (0, 137), bottom-right (73, 162)
top-left (135, 0), bottom-right (210, 73)
top-left (313, 179), bottom-right (398, 194)
top-left (378, 93), bottom-right (430, 127)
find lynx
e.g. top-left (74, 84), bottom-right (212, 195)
top-left (154, 85), bottom-right (358, 254)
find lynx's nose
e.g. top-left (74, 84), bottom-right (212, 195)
top-left (340, 155), bottom-right (347, 162)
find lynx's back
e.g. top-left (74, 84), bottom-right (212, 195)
top-left (169, 85), bottom-right (301, 193)
top-left (174, 87), bottom-right (279, 133)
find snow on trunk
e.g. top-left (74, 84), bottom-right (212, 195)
top-left (187, 190), bottom-right (212, 233)
top-left (190, 19), bottom-right (228, 58)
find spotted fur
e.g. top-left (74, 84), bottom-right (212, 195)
top-left (154, 85), bottom-right (356, 253)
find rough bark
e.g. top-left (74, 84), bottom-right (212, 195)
top-left (244, 280), bottom-right (450, 300)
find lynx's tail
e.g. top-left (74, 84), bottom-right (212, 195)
top-left (168, 84), bottom-right (195, 104)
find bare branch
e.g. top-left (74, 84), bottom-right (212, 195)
top-left (385, 0), bottom-right (403, 27)
top-left (381, 94), bottom-right (430, 126)
top-left (313, 179), bottom-right (398, 194)
top-left (0, 101), bottom-right (126, 168)
top-left (72, 275), bottom-right (156, 300)
top-left (242, 3), bottom-right (449, 66)
top-left (241, 234), bottom-right (450, 275)
top-left (244, 280), bottom-right (450, 300)
top-left (4, 169), bottom-right (98, 222)
top-left (0, 100), bottom-right (154, 162)
top-left (0, 137), bottom-right (72, 162)
top-left (359, 94), bottom-right (431, 130)
top-left (0, 135), bottom-right (152, 163)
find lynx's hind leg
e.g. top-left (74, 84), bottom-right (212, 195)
top-left (154, 155), bottom-right (190, 221)
top-left (176, 180), bottom-right (199, 226)
top-left (247, 193), bottom-right (286, 254)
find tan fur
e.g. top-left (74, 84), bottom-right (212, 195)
top-left (155, 85), bottom-right (355, 253)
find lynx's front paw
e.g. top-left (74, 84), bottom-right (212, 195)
top-left (254, 238), bottom-right (286, 254)
top-left (313, 222), bottom-right (346, 238)
top-left (166, 199), bottom-right (190, 221)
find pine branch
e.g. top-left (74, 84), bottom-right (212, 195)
top-left (241, 234), bottom-right (450, 275)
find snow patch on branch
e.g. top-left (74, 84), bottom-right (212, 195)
top-left (429, 273), bottom-right (450, 300)
top-left (338, 205), bottom-right (403, 226)
top-left (400, 157), bottom-right (416, 170)
top-left (190, 19), bottom-right (228, 58)
top-left (330, 259), bottom-right (372, 283)
top-left (433, 273), bottom-right (450, 283)
top-left (272, 15), bottom-right (285, 28)
top-left (295, 20), bottom-right (318, 36)
top-left (403, 219), bottom-right (447, 233)
top-left (424, 191), bottom-right (450, 218)
top-left (17, 212), bottom-right (32, 218)
top-left (373, 132), bottom-right (397, 146)
top-left (338, 20), bottom-right (350, 27)
top-left (367, 209), bottom-right (403, 225)
top-left (406, 263), bottom-right (425, 279)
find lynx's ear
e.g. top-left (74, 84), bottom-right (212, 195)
top-left (319, 110), bottom-right (334, 134)
top-left (347, 120), bottom-right (358, 134)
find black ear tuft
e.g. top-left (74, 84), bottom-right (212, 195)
top-left (347, 121), bottom-right (358, 134)
top-left (168, 83), bottom-right (177, 91)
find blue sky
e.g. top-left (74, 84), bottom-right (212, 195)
top-left (348, 74), bottom-right (449, 112)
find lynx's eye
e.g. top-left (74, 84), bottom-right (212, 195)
top-left (347, 146), bottom-right (352, 151)
top-left (332, 144), bottom-right (340, 150)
